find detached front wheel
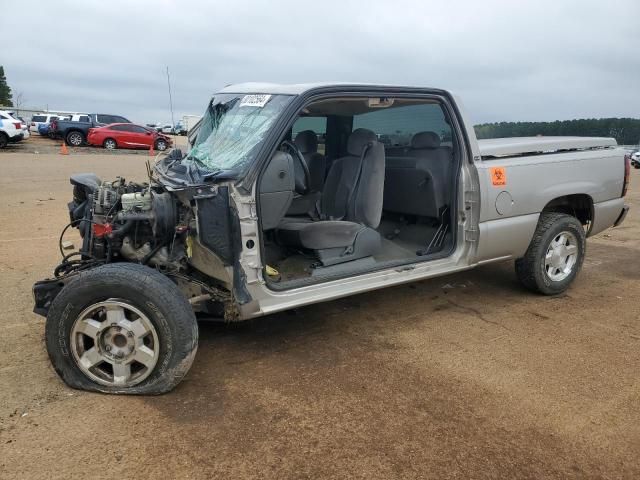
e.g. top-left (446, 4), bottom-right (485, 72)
top-left (515, 212), bottom-right (586, 295)
top-left (45, 264), bottom-right (198, 394)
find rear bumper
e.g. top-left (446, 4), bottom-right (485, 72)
top-left (9, 133), bottom-right (24, 143)
top-left (614, 204), bottom-right (629, 227)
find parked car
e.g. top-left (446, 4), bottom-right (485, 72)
top-left (87, 123), bottom-right (172, 151)
top-left (34, 83), bottom-right (630, 394)
top-left (158, 123), bottom-right (174, 134)
top-left (175, 115), bottom-right (202, 135)
top-left (50, 113), bottom-right (131, 146)
top-left (38, 123), bottom-right (51, 136)
top-left (0, 110), bottom-right (25, 148)
top-left (20, 120), bottom-right (30, 140)
top-left (30, 113), bottom-right (60, 134)
top-left (631, 150), bottom-right (640, 169)
top-left (8, 113), bottom-right (31, 140)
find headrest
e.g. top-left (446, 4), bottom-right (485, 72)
top-left (411, 131), bottom-right (441, 149)
top-left (294, 130), bottom-right (318, 154)
top-left (347, 128), bottom-right (377, 156)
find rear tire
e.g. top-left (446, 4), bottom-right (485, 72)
top-left (66, 131), bottom-right (85, 146)
top-left (45, 264), bottom-right (198, 394)
top-left (515, 212), bottom-right (586, 295)
top-left (103, 138), bottom-right (117, 150)
top-left (0, 132), bottom-right (8, 149)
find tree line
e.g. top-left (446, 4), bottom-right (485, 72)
top-left (474, 118), bottom-right (640, 146)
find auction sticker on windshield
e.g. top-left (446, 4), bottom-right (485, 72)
top-left (240, 94), bottom-right (272, 108)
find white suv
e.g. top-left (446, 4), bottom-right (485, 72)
top-left (29, 113), bottom-right (61, 133)
top-left (0, 110), bottom-right (25, 148)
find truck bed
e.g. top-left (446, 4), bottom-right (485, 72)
top-left (478, 136), bottom-right (617, 158)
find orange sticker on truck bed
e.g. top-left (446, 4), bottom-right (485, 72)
top-left (490, 167), bottom-right (506, 186)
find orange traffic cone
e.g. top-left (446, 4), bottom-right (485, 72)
top-left (149, 142), bottom-right (155, 157)
top-left (60, 142), bottom-right (69, 155)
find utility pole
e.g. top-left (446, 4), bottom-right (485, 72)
top-left (166, 66), bottom-right (175, 131)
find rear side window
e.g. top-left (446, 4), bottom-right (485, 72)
top-left (79, 115), bottom-right (90, 122)
top-left (131, 126), bottom-right (148, 133)
top-left (109, 125), bottom-right (128, 131)
top-left (32, 115), bottom-right (47, 122)
top-left (353, 103), bottom-right (452, 148)
top-left (112, 116), bottom-right (130, 123)
top-left (97, 115), bottom-right (117, 124)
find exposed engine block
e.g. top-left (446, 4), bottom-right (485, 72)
top-left (68, 174), bottom-right (188, 271)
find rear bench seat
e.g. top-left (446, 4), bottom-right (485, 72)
top-left (383, 131), bottom-right (453, 220)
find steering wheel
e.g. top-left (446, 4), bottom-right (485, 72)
top-left (281, 140), bottom-right (311, 195)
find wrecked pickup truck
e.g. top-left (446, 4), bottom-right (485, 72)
top-left (33, 83), bottom-right (631, 394)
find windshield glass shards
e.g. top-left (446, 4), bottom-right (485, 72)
top-left (183, 93), bottom-right (293, 175)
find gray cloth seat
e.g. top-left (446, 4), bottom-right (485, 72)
top-left (277, 128), bottom-right (385, 266)
top-left (287, 130), bottom-right (327, 215)
top-left (383, 131), bottom-right (453, 219)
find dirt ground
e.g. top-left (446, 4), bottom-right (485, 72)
top-left (0, 143), bottom-right (639, 479)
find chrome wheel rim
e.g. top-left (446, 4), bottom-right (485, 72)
top-left (104, 139), bottom-right (116, 149)
top-left (68, 132), bottom-right (82, 146)
top-left (544, 231), bottom-right (578, 282)
top-left (70, 299), bottom-right (159, 387)
top-left (156, 140), bottom-right (167, 151)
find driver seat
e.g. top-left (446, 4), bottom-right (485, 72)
top-left (287, 130), bottom-right (327, 215)
top-left (277, 128), bottom-right (385, 266)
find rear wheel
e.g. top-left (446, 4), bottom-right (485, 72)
top-left (155, 138), bottom-right (168, 151)
top-left (0, 132), bottom-right (8, 149)
top-left (515, 212), bottom-right (586, 295)
top-left (45, 264), bottom-right (198, 394)
top-left (66, 131), bottom-right (85, 146)
top-left (103, 138), bottom-right (117, 150)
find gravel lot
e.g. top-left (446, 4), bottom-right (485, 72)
top-left (1, 141), bottom-right (639, 479)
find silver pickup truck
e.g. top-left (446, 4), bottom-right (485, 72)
top-left (33, 83), bottom-right (630, 394)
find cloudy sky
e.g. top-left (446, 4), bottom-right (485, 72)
top-left (2, 0), bottom-right (639, 125)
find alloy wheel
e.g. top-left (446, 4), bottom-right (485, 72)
top-left (544, 231), bottom-right (578, 282)
top-left (70, 299), bottom-right (160, 387)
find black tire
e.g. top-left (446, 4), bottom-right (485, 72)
top-left (45, 263), bottom-right (198, 394)
top-left (0, 132), bottom-right (8, 149)
top-left (66, 130), bottom-right (85, 146)
top-left (103, 138), bottom-right (117, 150)
top-left (515, 212), bottom-right (586, 295)
top-left (155, 138), bottom-right (167, 151)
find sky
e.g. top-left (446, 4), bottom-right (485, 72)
top-left (2, 0), bottom-right (639, 125)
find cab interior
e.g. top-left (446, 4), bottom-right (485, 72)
top-left (258, 96), bottom-right (460, 287)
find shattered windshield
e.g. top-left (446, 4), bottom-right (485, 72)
top-left (184, 93), bottom-right (293, 174)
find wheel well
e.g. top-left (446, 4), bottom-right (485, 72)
top-left (542, 194), bottom-right (593, 226)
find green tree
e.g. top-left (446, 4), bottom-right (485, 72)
top-left (474, 118), bottom-right (640, 146)
top-left (0, 66), bottom-right (13, 107)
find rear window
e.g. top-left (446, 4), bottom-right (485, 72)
top-left (353, 103), bottom-right (452, 147)
top-left (32, 115), bottom-right (47, 122)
